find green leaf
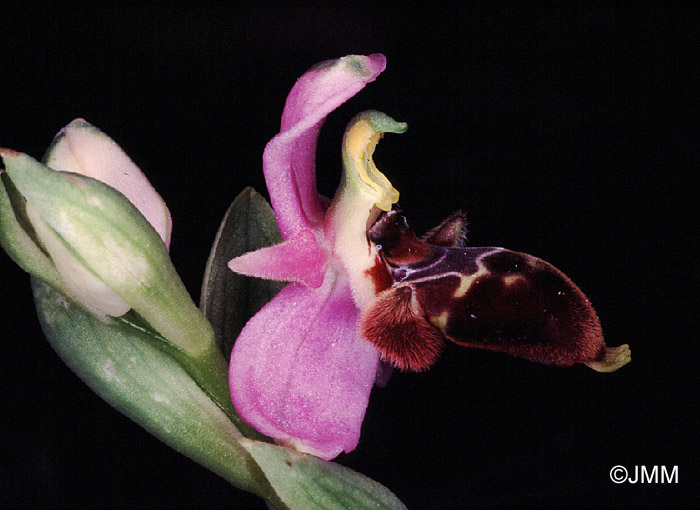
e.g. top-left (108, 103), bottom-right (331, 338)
top-left (31, 278), bottom-right (287, 509)
top-left (200, 187), bottom-right (285, 359)
top-left (241, 439), bottom-right (407, 510)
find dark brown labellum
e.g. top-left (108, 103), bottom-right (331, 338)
top-left (361, 210), bottom-right (630, 372)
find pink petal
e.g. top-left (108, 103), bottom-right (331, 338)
top-left (227, 229), bottom-right (327, 288)
top-left (264, 54), bottom-right (387, 240)
top-left (229, 273), bottom-right (380, 460)
top-left (46, 119), bottom-right (173, 249)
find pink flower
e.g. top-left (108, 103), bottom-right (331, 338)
top-left (227, 55), bottom-right (405, 460)
top-left (228, 53), bottom-right (631, 461)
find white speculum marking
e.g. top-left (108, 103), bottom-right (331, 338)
top-left (396, 249), bottom-right (501, 299)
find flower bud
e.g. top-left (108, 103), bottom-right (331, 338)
top-left (0, 121), bottom-right (211, 355)
top-left (45, 119), bottom-right (172, 248)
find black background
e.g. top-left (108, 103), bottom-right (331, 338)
top-left (1, 4), bottom-right (697, 509)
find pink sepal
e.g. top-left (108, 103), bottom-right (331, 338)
top-left (229, 274), bottom-right (379, 460)
top-left (227, 229), bottom-right (326, 288)
top-left (263, 54), bottom-right (386, 240)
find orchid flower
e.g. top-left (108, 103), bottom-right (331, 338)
top-left (227, 54), bottom-right (402, 460)
top-left (227, 53), bottom-right (631, 461)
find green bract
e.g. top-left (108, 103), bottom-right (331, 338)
top-left (31, 278), bottom-right (281, 505)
